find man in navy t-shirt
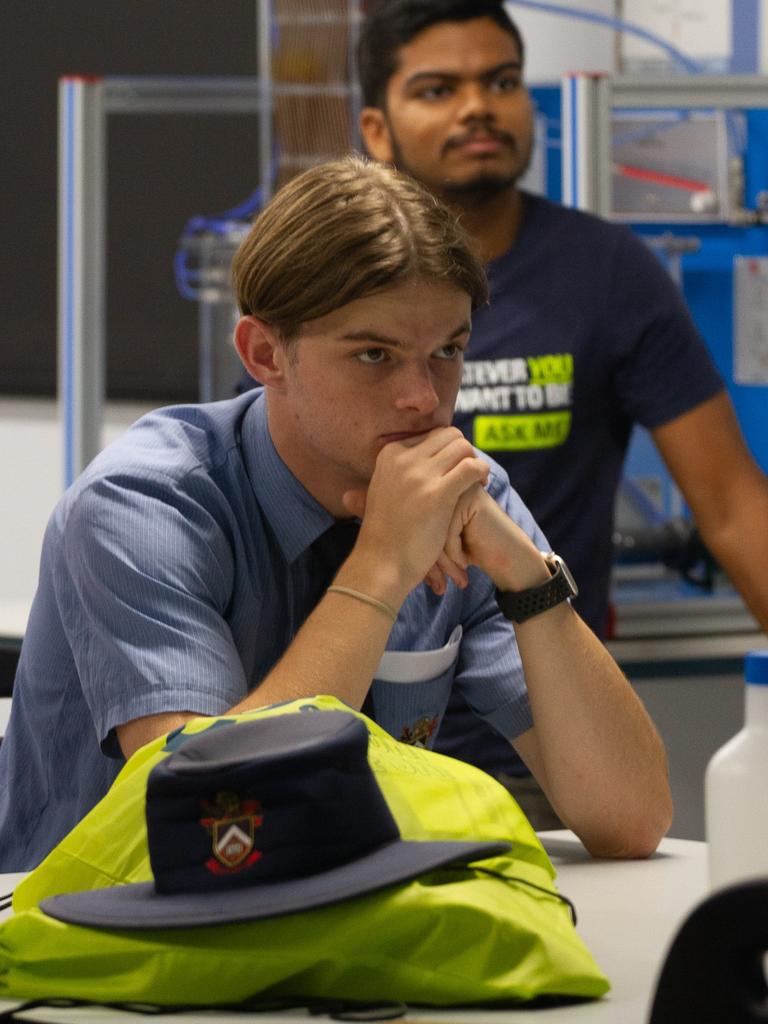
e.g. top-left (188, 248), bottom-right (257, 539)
top-left (356, 0), bottom-right (768, 821)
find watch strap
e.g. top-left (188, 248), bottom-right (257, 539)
top-left (495, 554), bottom-right (577, 624)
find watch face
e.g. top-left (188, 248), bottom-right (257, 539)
top-left (552, 555), bottom-right (579, 598)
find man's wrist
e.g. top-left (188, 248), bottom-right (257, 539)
top-left (491, 549), bottom-right (553, 594)
top-left (495, 553), bottom-right (579, 624)
top-left (333, 548), bottom-right (410, 611)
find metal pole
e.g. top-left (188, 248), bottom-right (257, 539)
top-left (257, 0), bottom-right (273, 200)
top-left (611, 74), bottom-right (768, 110)
top-left (58, 76), bottom-right (106, 489)
top-left (561, 72), bottom-right (612, 217)
top-left (347, 0), bottom-right (362, 149)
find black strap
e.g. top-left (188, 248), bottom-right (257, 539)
top-left (0, 996), bottom-right (407, 1021)
top-left (442, 863), bottom-right (578, 926)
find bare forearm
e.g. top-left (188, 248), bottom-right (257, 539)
top-left (118, 565), bottom-right (403, 758)
top-left (470, 499), bottom-right (672, 858)
top-left (118, 563), bottom-right (439, 757)
top-left (233, 587), bottom-right (396, 713)
top-left (513, 605), bottom-right (672, 858)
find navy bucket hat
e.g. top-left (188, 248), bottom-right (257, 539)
top-left (40, 710), bottom-right (510, 929)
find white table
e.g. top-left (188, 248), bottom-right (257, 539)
top-left (0, 831), bottom-right (707, 1023)
top-left (532, 831), bottom-right (707, 1022)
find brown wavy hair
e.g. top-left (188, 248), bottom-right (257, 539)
top-left (232, 156), bottom-right (488, 343)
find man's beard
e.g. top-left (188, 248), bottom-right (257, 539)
top-left (439, 171), bottom-right (522, 207)
top-left (388, 131), bottom-right (532, 209)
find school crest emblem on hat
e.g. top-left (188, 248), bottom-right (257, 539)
top-left (200, 791), bottom-right (263, 874)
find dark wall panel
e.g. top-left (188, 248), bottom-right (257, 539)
top-left (2, 0), bottom-right (259, 401)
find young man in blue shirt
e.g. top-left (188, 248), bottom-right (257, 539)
top-left (1, 158), bottom-right (670, 869)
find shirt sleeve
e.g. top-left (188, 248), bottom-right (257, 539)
top-left (451, 462), bottom-right (550, 741)
top-left (57, 469), bottom-right (248, 756)
top-left (607, 229), bottom-right (725, 429)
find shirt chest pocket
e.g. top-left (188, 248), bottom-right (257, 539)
top-left (367, 626), bottom-right (462, 749)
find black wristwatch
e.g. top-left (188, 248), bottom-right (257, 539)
top-left (495, 553), bottom-right (578, 623)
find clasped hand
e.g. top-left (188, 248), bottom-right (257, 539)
top-left (342, 427), bottom-right (543, 599)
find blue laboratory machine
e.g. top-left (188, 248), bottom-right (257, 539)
top-left (553, 72), bottom-right (768, 636)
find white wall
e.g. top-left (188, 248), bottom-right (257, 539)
top-left (509, 0), bottom-right (617, 80)
top-left (509, 0), bottom-right (766, 79)
top-left (623, 0), bottom-right (732, 72)
top-left (0, 398), bottom-right (155, 622)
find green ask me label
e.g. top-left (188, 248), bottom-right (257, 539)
top-left (474, 412), bottom-right (572, 451)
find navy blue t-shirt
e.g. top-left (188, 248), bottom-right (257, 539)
top-left (438, 192), bottom-right (724, 774)
top-left (453, 191), bottom-right (723, 634)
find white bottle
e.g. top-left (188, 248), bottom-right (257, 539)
top-left (705, 651), bottom-right (768, 890)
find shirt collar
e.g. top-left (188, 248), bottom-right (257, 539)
top-left (241, 390), bottom-right (336, 564)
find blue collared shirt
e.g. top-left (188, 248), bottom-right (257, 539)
top-left (0, 390), bottom-right (547, 869)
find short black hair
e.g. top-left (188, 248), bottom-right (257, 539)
top-left (357, 0), bottom-right (525, 108)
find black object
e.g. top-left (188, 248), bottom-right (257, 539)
top-left (495, 553), bottom-right (578, 623)
top-left (305, 520), bottom-right (361, 618)
top-left (613, 518), bottom-right (716, 591)
top-left (649, 878), bottom-right (768, 1023)
top-left (0, 996), bottom-right (408, 1021)
top-left (0, 648), bottom-right (19, 698)
top-left (40, 711), bottom-right (508, 930)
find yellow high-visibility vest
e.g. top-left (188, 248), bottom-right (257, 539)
top-left (1, 696), bottom-right (609, 1008)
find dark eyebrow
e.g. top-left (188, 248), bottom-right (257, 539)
top-left (403, 60), bottom-right (521, 90)
top-left (339, 322), bottom-right (471, 347)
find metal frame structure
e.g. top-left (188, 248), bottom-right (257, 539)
top-left (58, 0), bottom-right (364, 488)
top-left (58, 75), bottom-right (267, 487)
top-left (64, 60), bottom-right (767, 491)
top-left (562, 73), bottom-right (768, 216)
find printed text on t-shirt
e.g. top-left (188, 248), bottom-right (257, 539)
top-left (457, 354), bottom-right (573, 451)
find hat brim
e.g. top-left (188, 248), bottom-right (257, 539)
top-left (39, 838), bottom-right (510, 930)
